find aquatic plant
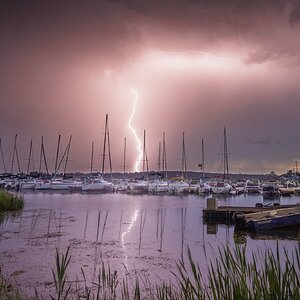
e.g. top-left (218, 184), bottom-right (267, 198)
top-left (0, 189), bottom-right (23, 212)
top-left (0, 271), bottom-right (22, 300)
top-left (1, 243), bottom-right (299, 299)
top-left (50, 247), bottom-right (71, 300)
top-left (50, 243), bottom-right (300, 300)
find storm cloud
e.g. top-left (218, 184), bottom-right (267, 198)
top-left (0, 0), bottom-right (300, 174)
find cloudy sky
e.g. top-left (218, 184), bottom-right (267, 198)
top-left (1, 0), bottom-right (300, 174)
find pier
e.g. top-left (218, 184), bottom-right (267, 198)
top-left (203, 198), bottom-right (300, 222)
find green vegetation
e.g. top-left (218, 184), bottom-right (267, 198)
top-left (1, 244), bottom-right (299, 299)
top-left (0, 274), bottom-right (22, 300)
top-left (0, 189), bottom-right (23, 212)
top-left (48, 244), bottom-right (300, 299)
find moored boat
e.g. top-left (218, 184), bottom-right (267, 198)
top-left (82, 177), bottom-right (113, 192)
top-left (235, 206), bottom-right (300, 231)
top-left (245, 179), bottom-right (261, 194)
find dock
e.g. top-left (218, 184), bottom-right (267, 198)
top-left (203, 198), bottom-right (300, 222)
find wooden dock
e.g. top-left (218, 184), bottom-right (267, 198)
top-left (203, 204), bottom-right (300, 222)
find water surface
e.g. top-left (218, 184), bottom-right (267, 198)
top-left (0, 192), bottom-right (299, 297)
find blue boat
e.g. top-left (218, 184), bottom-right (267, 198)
top-left (236, 206), bottom-right (300, 231)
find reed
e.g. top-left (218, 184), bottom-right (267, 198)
top-left (2, 243), bottom-right (299, 299)
top-left (0, 272), bottom-right (22, 300)
top-left (0, 189), bottom-right (23, 212)
top-left (50, 247), bottom-right (71, 300)
top-left (49, 243), bottom-right (299, 300)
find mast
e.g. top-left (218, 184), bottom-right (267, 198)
top-left (54, 138), bottom-right (71, 177)
top-left (146, 150), bottom-right (149, 175)
top-left (201, 138), bottom-right (205, 179)
top-left (39, 136), bottom-right (49, 175)
top-left (123, 137), bottom-right (126, 177)
top-left (27, 139), bottom-right (33, 175)
top-left (90, 140), bottom-right (94, 174)
top-left (54, 134), bottom-right (61, 174)
top-left (42, 138), bottom-right (49, 174)
top-left (39, 136), bottom-right (43, 174)
top-left (181, 131), bottom-right (187, 179)
top-left (106, 117), bottom-right (113, 181)
top-left (142, 130), bottom-right (146, 173)
top-left (157, 142), bottom-right (161, 172)
top-left (0, 138), bottom-right (7, 173)
top-left (101, 114), bottom-right (113, 180)
top-left (223, 127), bottom-right (229, 180)
top-left (63, 135), bottom-right (72, 175)
top-left (101, 114), bottom-right (108, 177)
top-left (11, 134), bottom-right (21, 174)
top-left (162, 132), bottom-right (167, 178)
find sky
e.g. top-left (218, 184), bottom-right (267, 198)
top-left (1, 0), bottom-right (300, 175)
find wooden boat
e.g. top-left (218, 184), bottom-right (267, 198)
top-left (235, 206), bottom-right (300, 231)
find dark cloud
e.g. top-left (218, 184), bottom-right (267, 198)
top-left (0, 0), bottom-right (300, 173)
top-left (289, 1), bottom-right (300, 26)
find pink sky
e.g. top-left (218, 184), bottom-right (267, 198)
top-left (1, 0), bottom-right (300, 174)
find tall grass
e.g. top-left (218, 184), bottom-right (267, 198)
top-left (1, 243), bottom-right (299, 299)
top-left (48, 244), bottom-right (300, 300)
top-left (0, 189), bottom-right (23, 212)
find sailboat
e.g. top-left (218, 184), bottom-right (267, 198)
top-left (211, 127), bottom-right (232, 194)
top-left (169, 132), bottom-right (190, 194)
top-left (82, 115), bottom-right (113, 192)
top-left (128, 130), bottom-right (149, 194)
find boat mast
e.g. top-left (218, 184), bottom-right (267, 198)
top-left (106, 116), bottom-right (113, 181)
top-left (123, 137), bottom-right (126, 177)
top-left (101, 114), bottom-right (113, 180)
top-left (54, 134), bottom-right (61, 174)
top-left (201, 138), bottom-right (205, 180)
top-left (39, 136), bottom-right (43, 174)
top-left (181, 131), bottom-right (187, 179)
top-left (142, 130), bottom-right (146, 173)
top-left (11, 134), bottom-right (21, 174)
top-left (39, 136), bottom-right (49, 175)
top-left (27, 139), bottom-right (33, 175)
top-left (63, 135), bottom-right (72, 176)
top-left (101, 115), bottom-right (108, 177)
top-left (162, 132), bottom-right (167, 178)
top-left (90, 140), bottom-right (94, 174)
top-left (0, 138), bottom-right (7, 173)
top-left (157, 142), bottom-right (161, 172)
top-left (223, 127), bottom-right (229, 180)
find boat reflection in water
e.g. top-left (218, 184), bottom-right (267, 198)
top-left (234, 226), bottom-right (300, 243)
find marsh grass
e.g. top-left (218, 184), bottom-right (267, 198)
top-left (0, 272), bottom-right (22, 300)
top-left (48, 243), bottom-right (300, 299)
top-left (0, 189), bottom-right (23, 212)
top-left (1, 243), bottom-right (299, 299)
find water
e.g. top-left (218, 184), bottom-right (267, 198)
top-left (0, 192), bottom-right (300, 297)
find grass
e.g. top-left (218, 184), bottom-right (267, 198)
top-left (1, 243), bottom-right (299, 299)
top-left (0, 189), bottom-right (23, 212)
top-left (0, 272), bottom-right (22, 300)
top-left (48, 243), bottom-right (300, 300)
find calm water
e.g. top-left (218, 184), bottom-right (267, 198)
top-left (0, 192), bottom-right (300, 297)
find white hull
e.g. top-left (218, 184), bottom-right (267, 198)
top-left (35, 182), bottom-right (52, 190)
top-left (211, 183), bottom-right (231, 194)
top-left (82, 182), bottom-right (113, 192)
top-left (21, 182), bottom-right (36, 189)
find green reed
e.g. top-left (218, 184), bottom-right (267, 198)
top-left (49, 243), bottom-right (300, 300)
top-left (1, 242), bottom-right (299, 299)
top-left (0, 189), bottom-right (23, 212)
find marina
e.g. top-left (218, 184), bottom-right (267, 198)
top-left (0, 190), bottom-right (300, 297)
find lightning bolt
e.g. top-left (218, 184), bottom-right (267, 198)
top-left (129, 88), bottom-right (143, 172)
